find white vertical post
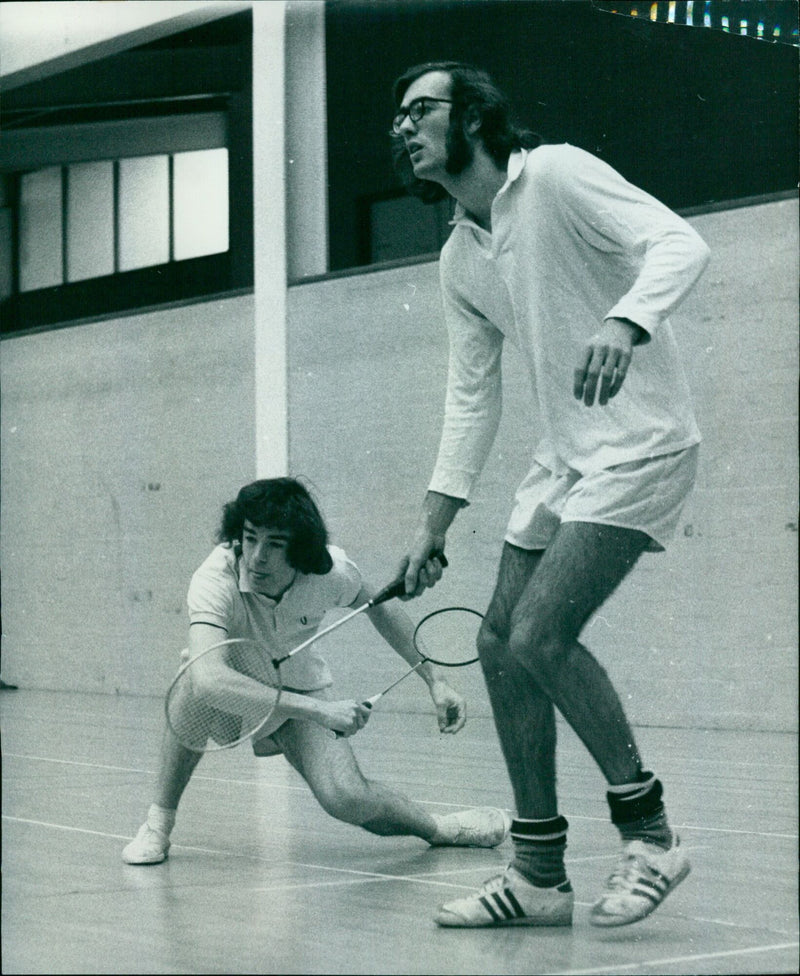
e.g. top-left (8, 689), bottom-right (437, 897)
top-left (252, 0), bottom-right (288, 476)
top-left (285, 0), bottom-right (328, 280)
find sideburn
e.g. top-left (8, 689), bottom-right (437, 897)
top-left (445, 121), bottom-right (474, 175)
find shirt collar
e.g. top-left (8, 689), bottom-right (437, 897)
top-left (506, 147), bottom-right (527, 183)
top-left (451, 148), bottom-right (528, 226)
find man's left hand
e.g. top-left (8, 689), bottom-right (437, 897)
top-left (430, 680), bottom-right (467, 733)
top-left (573, 318), bottom-right (643, 406)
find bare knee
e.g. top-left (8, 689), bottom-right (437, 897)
top-left (476, 618), bottom-right (505, 664)
top-left (311, 779), bottom-right (370, 826)
top-left (315, 777), bottom-right (417, 836)
top-left (479, 616), bottom-right (555, 690)
top-left (507, 616), bottom-right (569, 680)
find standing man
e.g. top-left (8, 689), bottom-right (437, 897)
top-left (391, 62), bottom-right (710, 928)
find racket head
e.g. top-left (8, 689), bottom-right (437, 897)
top-left (164, 638), bottom-right (282, 753)
top-left (412, 606), bottom-right (483, 667)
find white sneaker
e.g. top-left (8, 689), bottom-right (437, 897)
top-left (590, 836), bottom-right (690, 926)
top-left (121, 822), bottom-right (171, 865)
top-left (430, 807), bottom-right (511, 848)
top-left (435, 867), bottom-right (574, 927)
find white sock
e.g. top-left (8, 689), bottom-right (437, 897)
top-left (429, 813), bottom-right (454, 844)
top-left (146, 803), bottom-right (176, 836)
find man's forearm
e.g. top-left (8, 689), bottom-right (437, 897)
top-left (420, 490), bottom-right (464, 538)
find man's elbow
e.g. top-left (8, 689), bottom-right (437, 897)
top-left (191, 667), bottom-right (219, 701)
top-left (687, 229), bottom-right (711, 277)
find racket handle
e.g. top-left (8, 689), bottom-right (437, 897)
top-left (369, 551), bottom-right (448, 606)
top-left (333, 698), bottom-right (376, 738)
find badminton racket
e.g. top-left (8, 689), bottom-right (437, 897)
top-left (165, 637), bottom-right (284, 752)
top-left (165, 553), bottom-right (448, 752)
top-left (349, 605), bottom-right (483, 724)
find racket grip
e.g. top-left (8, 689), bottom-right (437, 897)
top-left (333, 699), bottom-right (375, 738)
top-left (370, 551), bottom-right (448, 606)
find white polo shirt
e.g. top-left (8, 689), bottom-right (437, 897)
top-left (187, 543), bottom-right (363, 691)
top-left (429, 143), bottom-right (710, 499)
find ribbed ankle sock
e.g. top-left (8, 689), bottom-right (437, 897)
top-left (607, 771), bottom-right (673, 850)
top-left (147, 804), bottom-right (176, 837)
top-left (510, 815), bottom-right (569, 888)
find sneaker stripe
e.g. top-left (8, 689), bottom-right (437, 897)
top-left (638, 876), bottom-right (669, 896)
top-left (479, 896), bottom-right (503, 922)
top-left (503, 888), bottom-right (528, 919)
top-left (633, 886), bottom-right (662, 906)
top-left (489, 892), bottom-right (517, 920)
top-left (485, 888), bottom-right (528, 921)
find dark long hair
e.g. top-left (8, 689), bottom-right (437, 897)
top-left (218, 478), bottom-right (333, 575)
top-left (391, 61), bottom-right (542, 203)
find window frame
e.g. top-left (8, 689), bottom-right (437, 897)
top-left (1, 105), bottom-right (252, 337)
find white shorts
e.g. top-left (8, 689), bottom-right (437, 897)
top-left (251, 685), bottom-right (333, 757)
top-left (505, 445), bottom-right (699, 553)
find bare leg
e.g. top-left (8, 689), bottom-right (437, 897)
top-left (272, 717), bottom-right (441, 838)
top-left (122, 724), bottom-right (200, 862)
top-left (509, 522), bottom-right (649, 784)
top-left (153, 725), bottom-right (203, 810)
top-left (480, 523), bottom-right (651, 818)
top-left (478, 545), bottom-right (559, 819)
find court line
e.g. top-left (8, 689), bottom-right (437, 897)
top-left (562, 813), bottom-right (797, 840)
top-left (551, 940), bottom-right (800, 975)
top-left (5, 815), bottom-right (797, 941)
top-left (1, 814), bottom-right (505, 892)
top-left (5, 746), bottom-right (798, 773)
top-left (409, 846), bottom-right (710, 876)
top-left (0, 752), bottom-right (315, 794)
top-left (0, 814), bottom-right (703, 880)
top-left (3, 752), bottom-right (796, 839)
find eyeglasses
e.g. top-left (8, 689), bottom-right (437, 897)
top-left (392, 97), bottom-right (453, 134)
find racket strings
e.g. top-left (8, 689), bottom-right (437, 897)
top-left (165, 639), bottom-right (282, 751)
top-left (413, 607), bottom-right (483, 667)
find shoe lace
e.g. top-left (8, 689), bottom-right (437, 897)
top-left (605, 851), bottom-right (646, 891)
top-left (478, 872), bottom-right (509, 896)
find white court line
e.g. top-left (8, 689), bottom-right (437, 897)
top-left (0, 813), bottom-right (699, 881)
top-left (1, 752), bottom-right (315, 795)
top-left (4, 751), bottom-right (796, 839)
top-left (562, 813), bottom-right (796, 840)
top-left (551, 941), bottom-right (800, 976)
top-left (1, 815), bottom-right (502, 892)
top-left (664, 757), bottom-right (797, 770)
top-left (5, 815), bottom-right (798, 940)
top-left (5, 747), bottom-right (798, 773)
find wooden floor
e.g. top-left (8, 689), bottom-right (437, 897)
top-left (2, 196), bottom-right (797, 975)
top-left (2, 687), bottom-right (797, 975)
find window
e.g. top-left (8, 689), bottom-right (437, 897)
top-left (117, 155), bottom-right (171, 272)
top-left (5, 145), bottom-right (232, 332)
top-left (18, 166), bottom-right (63, 291)
top-left (364, 192), bottom-right (452, 266)
top-left (0, 7), bottom-right (253, 335)
top-left (67, 161), bottom-right (115, 282)
top-left (173, 148), bottom-right (229, 261)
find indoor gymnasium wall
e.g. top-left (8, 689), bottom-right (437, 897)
top-left (1, 199), bottom-right (794, 732)
top-left (286, 197), bottom-right (798, 734)
top-left (0, 294), bottom-right (259, 696)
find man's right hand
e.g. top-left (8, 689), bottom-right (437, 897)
top-left (401, 532), bottom-right (448, 598)
top-left (320, 699), bottom-right (373, 737)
